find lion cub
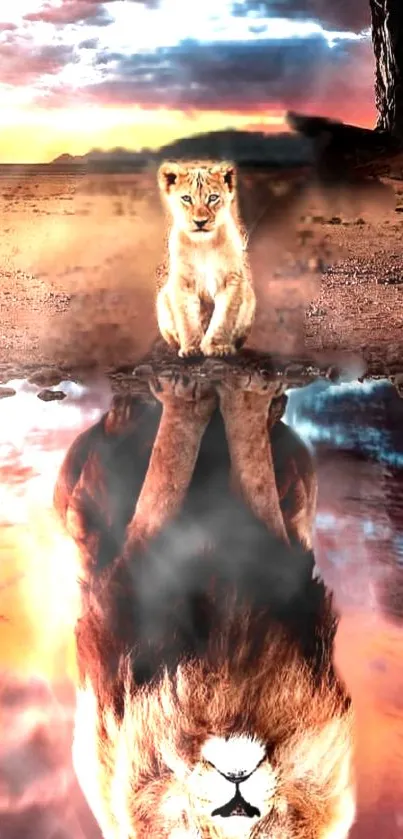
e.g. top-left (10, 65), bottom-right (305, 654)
top-left (156, 159), bottom-right (256, 357)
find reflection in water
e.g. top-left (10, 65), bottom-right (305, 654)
top-left (287, 379), bottom-right (403, 467)
top-left (287, 380), bottom-right (403, 836)
top-left (0, 377), bottom-right (111, 678)
top-left (0, 377), bottom-right (402, 837)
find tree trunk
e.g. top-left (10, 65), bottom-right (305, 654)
top-left (370, 0), bottom-right (403, 138)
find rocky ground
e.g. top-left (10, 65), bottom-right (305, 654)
top-left (0, 169), bottom-right (402, 391)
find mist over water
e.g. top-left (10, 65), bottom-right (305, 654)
top-left (0, 376), bottom-right (402, 838)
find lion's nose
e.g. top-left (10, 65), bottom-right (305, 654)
top-left (222, 770), bottom-right (250, 783)
top-left (193, 218), bottom-right (208, 229)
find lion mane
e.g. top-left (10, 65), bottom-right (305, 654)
top-left (55, 399), bottom-right (355, 839)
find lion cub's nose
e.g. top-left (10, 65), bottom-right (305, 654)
top-left (193, 218), bottom-right (208, 229)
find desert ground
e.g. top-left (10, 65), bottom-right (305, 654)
top-left (0, 167), bottom-right (402, 384)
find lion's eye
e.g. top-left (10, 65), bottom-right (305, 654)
top-left (208, 194), bottom-right (220, 204)
top-left (181, 194), bottom-right (192, 204)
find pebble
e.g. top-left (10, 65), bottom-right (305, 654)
top-left (0, 387), bottom-right (16, 399)
top-left (28, 367), bottom-right (64, 387)
top-left (37, 389), bottom-right (67, 402)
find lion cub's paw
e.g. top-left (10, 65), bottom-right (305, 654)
top-left (150, 372), bottom-right (209, 401)
top-left (200, 336), bottom-right (237, 357)
top-left (164, 334), bottom-right (180, 351)
top-left (149, 372), bottom-right (217, 419)
top-left (178, 345), bottom-right (202, 359)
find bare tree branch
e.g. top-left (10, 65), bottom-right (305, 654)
top-left (370, 0), bottom-right (403, 138)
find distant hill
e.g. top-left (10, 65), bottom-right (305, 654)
top-left (50, 129), bottom-right (314, 171)
top-left (53, 153), bottom-right (77, 164)
top-left (154, 129), bottom-right (313, 165)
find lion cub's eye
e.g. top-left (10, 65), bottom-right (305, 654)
top-left (181, 195), bottom-right (193, 204)
top-left (208, 194), bottom-right (220, 204)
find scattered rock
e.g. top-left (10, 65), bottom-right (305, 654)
top-left (37, 389), bottom-right (67, 402)
top-left (28, 367), bottom-right (64, 387)
top-left (0, 387), bottom-right (16, 399)
top-left (376, 275), bottom-right (403, 285)
top-left (307, 305), bottom-right (327, 317)
top-left (325, 366), bottom-right (339, 381)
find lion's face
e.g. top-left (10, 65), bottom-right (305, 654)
top-left (75, 609), bottom-right (355, 839)
top-left (161, 734), bottom-right (276, 838)
top-left (158, 160), bottom-right (237, 241)
top-left (157, 729), bottom-right (355, 839)
top-left (91, 651), bottom-right (355, 839)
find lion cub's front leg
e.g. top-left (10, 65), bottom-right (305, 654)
top-left (124, 374), bottom-right (217, 553)
top-left (201, 271), bottom-right (256, 357)
top-left (156, 285), bottom-right (180, 350)
top-left (157, 274), bottom-right (204, 358)
top-left (218, 381), bottom-right (289, 543)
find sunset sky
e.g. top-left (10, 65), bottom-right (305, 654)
top-left (0, 0), bottom-right (376, 163)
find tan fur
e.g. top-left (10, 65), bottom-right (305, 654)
top-left (123, 378), bottom-right (217, 554)
top-left (73, 623), bottom-right (354, 839)
top-left (219, 386), bottom-right (318, 551)
top-left (156, 160), bottom-right (256, 357)
top-left (56, 388), bottom-right (315, 566)
top-left (54, 388), bottom-right (355, 839)
top-left (220, 387), bottom-right (291, 545)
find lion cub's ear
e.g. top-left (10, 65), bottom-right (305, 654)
top-left (158, 161), bottom-right (180, 194)
top-left (212, 162), bottom-right (236, 194)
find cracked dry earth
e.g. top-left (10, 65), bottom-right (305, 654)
top-left (0, 169), bottom-right (402, 381)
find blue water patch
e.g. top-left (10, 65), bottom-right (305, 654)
top-left (285, 379), bottom-right (403, 468)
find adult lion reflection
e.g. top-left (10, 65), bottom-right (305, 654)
top-left (54, 375), bottom-right (356, 839)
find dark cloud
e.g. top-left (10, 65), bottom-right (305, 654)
top-left (24, 0), bottom-right (118, 27)
top-left (12, 0), bottom-right (374, 125)
top-left (79, 38), bottom-right (100, 49)
top-left (27, 0), bottom-right (368, 32)
top-left (233, 0), bottom-right (370, 33)
top-left (21, 0), bottom-right (371, 36)
top-left (41, 36), bottom-right (374, 125)
top-left (103, 0), bottom-right (370, 33)
top-left (0, 22), bottom-right (18, 32)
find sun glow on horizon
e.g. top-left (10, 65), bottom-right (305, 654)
top-left (0, 105), bottom-right (289, 163)
top-left (0, 99), bottom-right (376, 163)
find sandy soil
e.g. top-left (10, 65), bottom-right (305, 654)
top-left (0, 168), bottom-right (402, 376)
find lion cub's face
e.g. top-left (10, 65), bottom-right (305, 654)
top-left (158, 160), bottom-right (237, 241)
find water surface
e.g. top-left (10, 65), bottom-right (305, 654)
top-left (0, 376), bottom-right (402, 838)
